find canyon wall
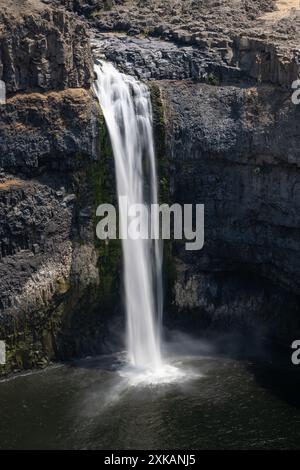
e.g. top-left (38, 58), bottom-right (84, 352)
top-left (0, 0), bottom-right (121, 374)
top-left (161, 81), bottom-right (300, 343)
top-left (0, 0), bottom-right (300, 374)
top-left (0, 0), bottom-right (93, 92)
top-left (87, 0), bottom-right (300, 344)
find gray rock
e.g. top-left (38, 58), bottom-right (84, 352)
top-left (0, 89), bottom-right (99, 173)
top-left (0, 0), bottom-right (93, 93)
top-left (159, 79), bottom-right (300, 338)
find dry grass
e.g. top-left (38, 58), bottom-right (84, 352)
top-left (261, 0), bottom-right (300, 21)
top-left (0, 179), bottom-right (23, 191)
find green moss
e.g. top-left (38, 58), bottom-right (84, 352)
top-left (254, 166), bottom-right (261, 175)
top-left (103, 0), bottom-right (113, 11)
top-left (150, 84), bottom-right (169, 204)
top-left (253, 165), bottom-right (270, 176)
top-left (87, 110), bottom-right (122, 312)
top-left (0, 308), bottom-right (59, 376)
top-left (150, 83), bottom-right (177, 307)
top-left (206, 73), bottom-right (220, 86)
top-left (88, 0), bottom-right (113, 17)
top-left (56, 277), bottom-right (70, 295)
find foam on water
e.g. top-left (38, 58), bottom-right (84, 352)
top-left (118, 362), bottom-right (191, 386)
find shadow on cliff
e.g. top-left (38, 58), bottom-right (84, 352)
top-left (247, 347), bottom-right (300, 410)
top-left (164, 327), bottom-right (300, 410)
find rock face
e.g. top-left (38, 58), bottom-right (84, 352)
top-left (159, 81), bottom-right (300, 341)
top-left (0, 1), bottom-right (119, 375)
top-left (85, 0), bottom-right (299, 87)
top-left (0, 0), bottom-right (93, 93)
top-left (0, 89), bottom-right (98, 172)
top-left (92, 35), bottom-right (242, 82)
top-left (172, 271), bottom-right (300, 342)
top-left (0, 0), bottom-right (300, 374)
top-left (0, 87), bottom-right (108, 373)
top-left (88, 0), bottom-right (300, 343)
top-left (233, 36), bottom-right (300, 88)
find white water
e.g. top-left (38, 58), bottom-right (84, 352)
top-left (94, 62), bottom-right (164, 373)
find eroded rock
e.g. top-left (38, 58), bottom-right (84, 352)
top-left (0, 0), bottom-right (93, 93)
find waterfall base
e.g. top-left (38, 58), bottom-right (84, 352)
top-left (1, 351), bottom-right (298, 450)
top-left (118, 362), bottom-right (191, 386)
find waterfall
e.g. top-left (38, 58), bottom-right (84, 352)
top-left (94, 62), bottom-right (163, 372)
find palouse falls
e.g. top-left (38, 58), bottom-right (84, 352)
top-left (0, 0), bottom-right (300, 454)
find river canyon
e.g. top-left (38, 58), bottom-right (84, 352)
top-left (0, 0), bottom-right (300, 450)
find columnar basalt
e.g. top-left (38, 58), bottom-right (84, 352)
top-left (0, 0), bottom-right (93, 93)
top-left (0, 1), bottom-right (107, 375)
top-left (160, 81), bottom-right (300, 341)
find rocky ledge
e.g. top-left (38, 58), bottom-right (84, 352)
top-left (63, 0), bottom-right (300, 87)
top-left (0, 0), bottom-right (93, 93)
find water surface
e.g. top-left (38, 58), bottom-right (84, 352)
top-left (0, 352), bottom-right (299, 450)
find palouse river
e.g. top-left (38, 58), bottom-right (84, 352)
top-left (0, 347), bottom-right (300, 450)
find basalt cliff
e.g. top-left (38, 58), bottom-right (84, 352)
top-left (0, 0), bottom-right (300, 374)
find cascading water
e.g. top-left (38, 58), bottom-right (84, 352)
top-left (93, 61), bottom-right (164, 373)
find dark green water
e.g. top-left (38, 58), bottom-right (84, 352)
top-left (0, 352), bottom-right (300, 450)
